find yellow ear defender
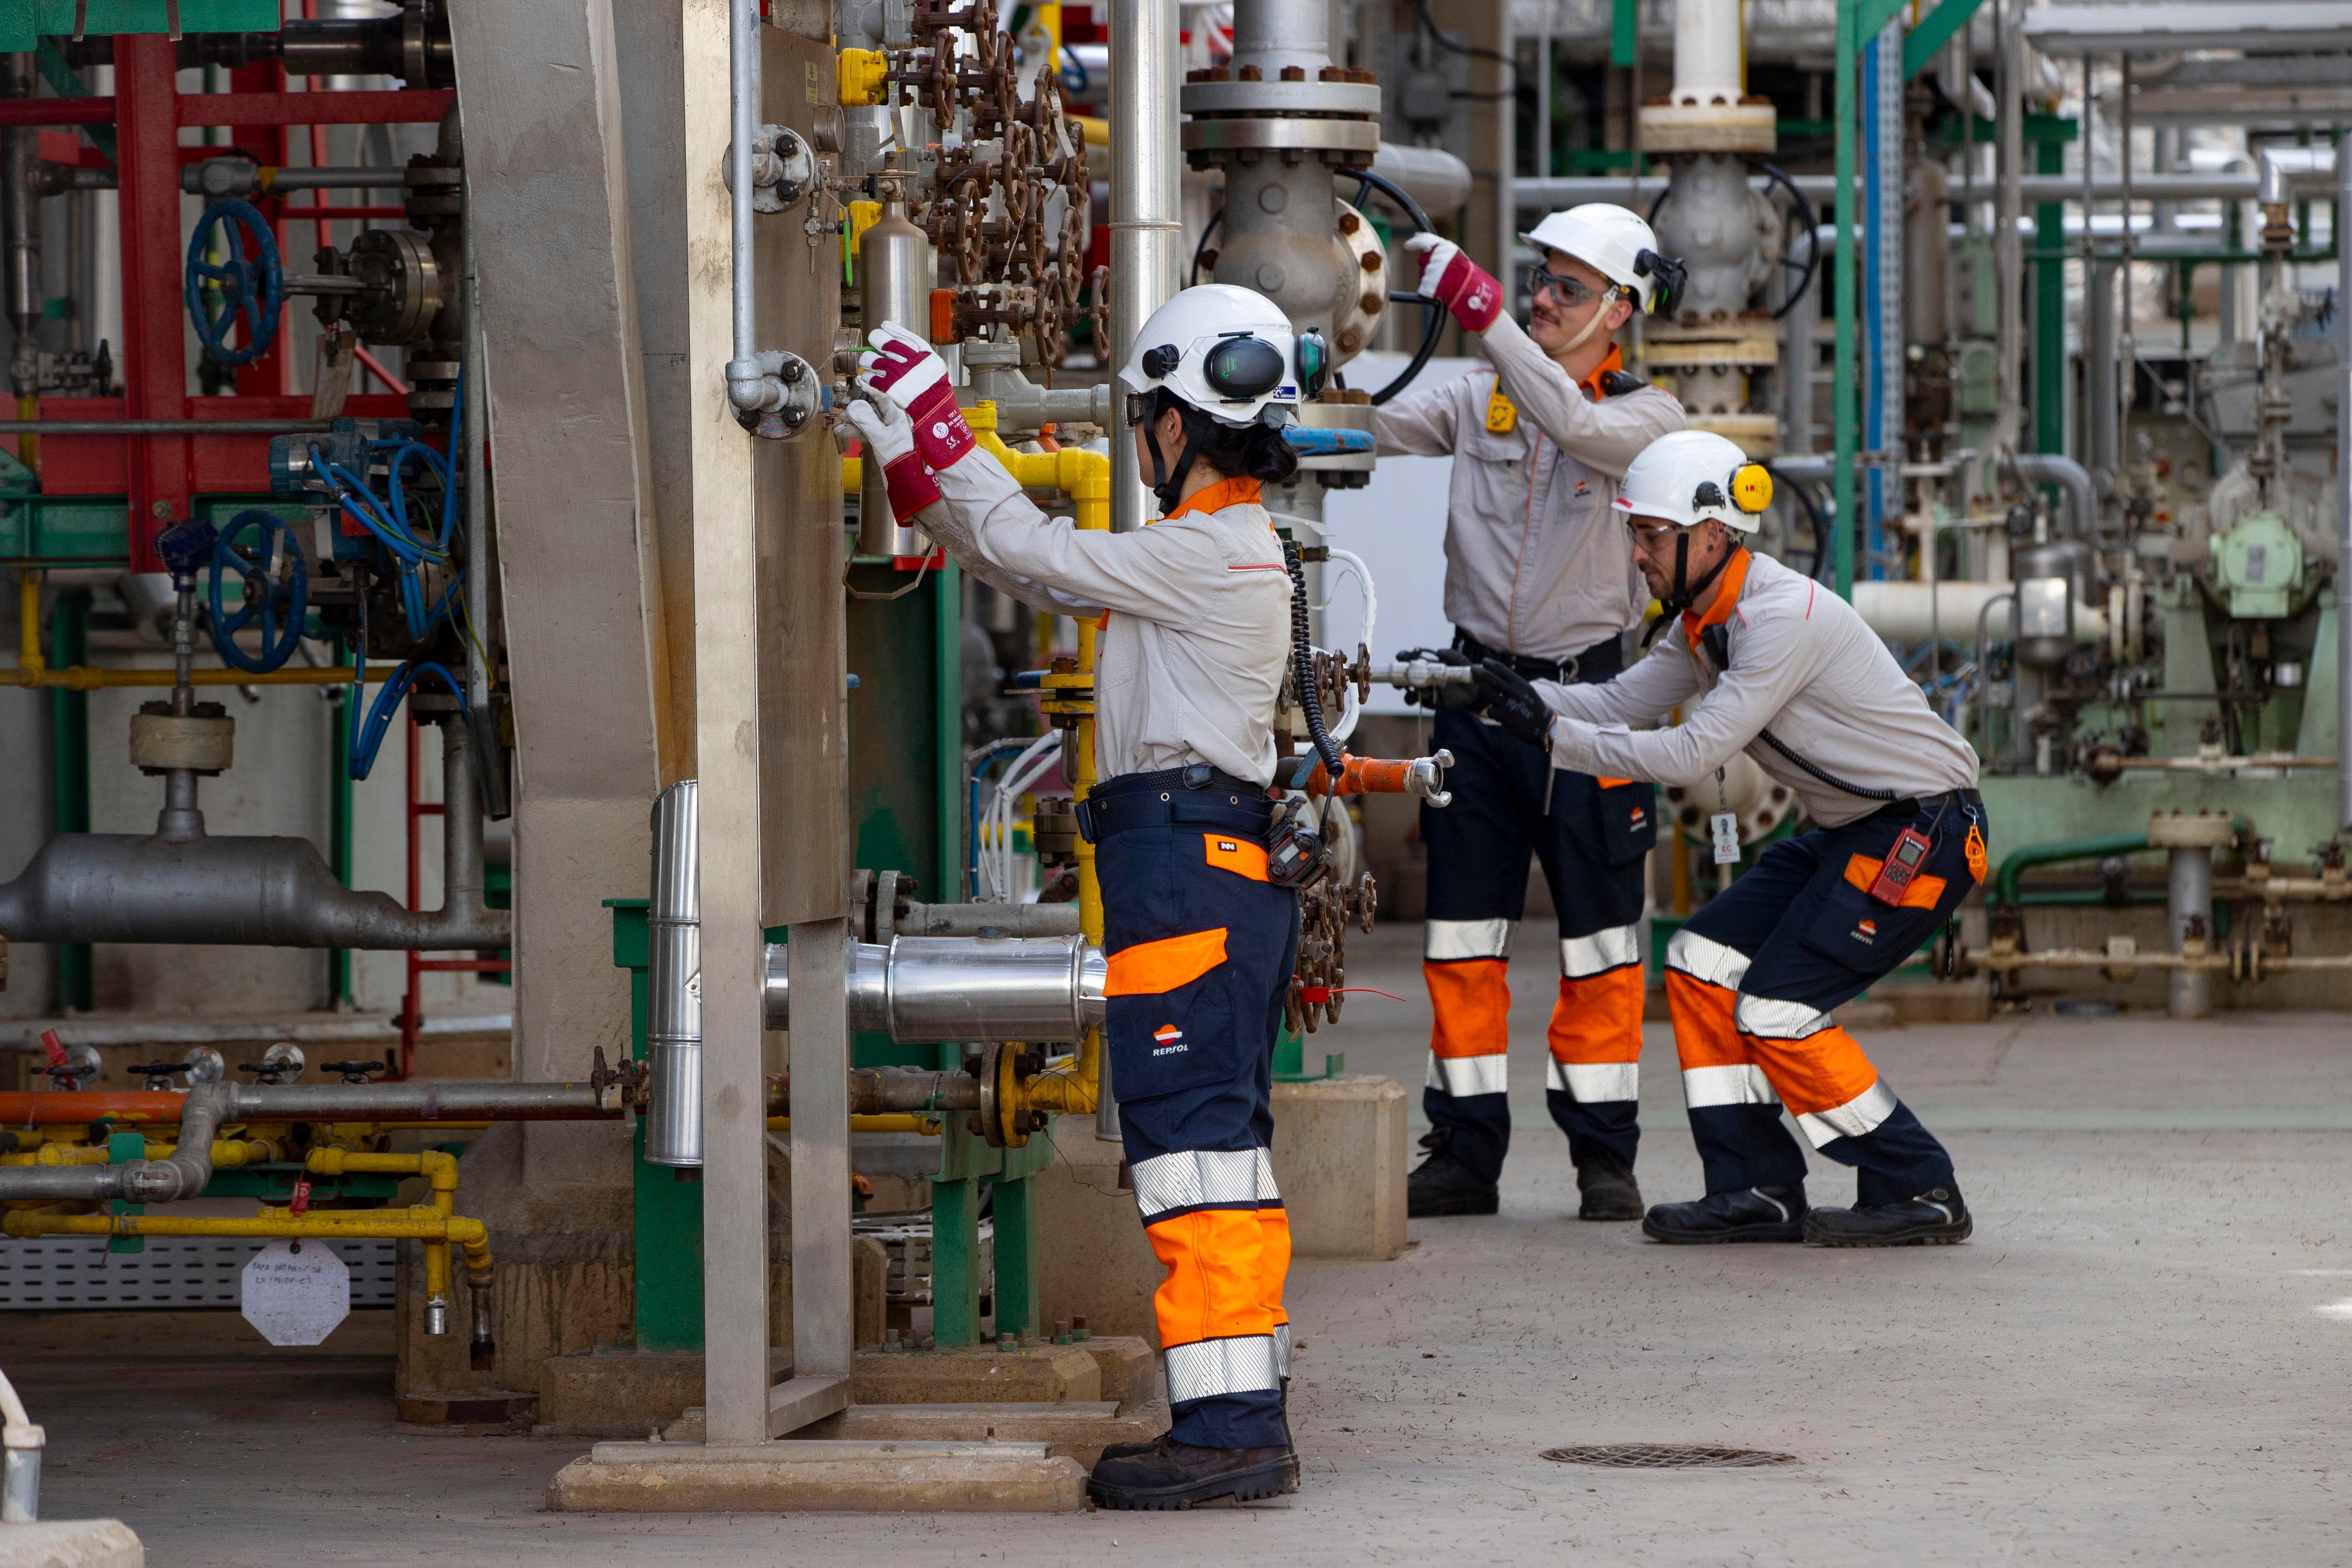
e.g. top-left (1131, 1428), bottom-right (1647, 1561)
top-left (1729, 462), bottom-right (1773, 515)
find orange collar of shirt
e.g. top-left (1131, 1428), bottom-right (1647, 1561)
top-left (1578, 344), bottom-right (1623, 402)
top-left (1681, 546), bottom-right (1753, 652)
top-left (1161, 475), bottom-right (1263, 521)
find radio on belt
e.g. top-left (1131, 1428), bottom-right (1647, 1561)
top-left (1866, 827), bottom-right (1935, 906)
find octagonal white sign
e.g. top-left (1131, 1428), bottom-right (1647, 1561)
top-left (241, 1238), bottom-right (351, 1346)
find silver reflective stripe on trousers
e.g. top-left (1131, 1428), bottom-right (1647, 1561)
top-left (1560, 923), bottom-right (1641, 978)
top-left (1546, 1059), bottom-right (1638, 1101)
top-left (1426, 1052), bottom-right (1508, 1097)
top-left (1164, 1333), bottom-right (1284, 1405)
top-left (1425, 917), bottom-right (1512, 961)
top-left (1733, 992), bottom-right (1835, 1040)
top-left (1130, 1146), bottom-right (1279, 1224)
top-left (1680, 1063), bottom-right (1781, 1108)
top-left (1273, 1320), bottom-right (1292, 1381)
top-left (1795, 1079), bottom-right (1900, 1147)
top-left (1665, 927), bottom-right (1751, 990)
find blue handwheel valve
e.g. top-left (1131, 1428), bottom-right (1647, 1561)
top-left (185, 199), bottom-right (286, 368)
top-left (208, 510), bottom-right (310, 674)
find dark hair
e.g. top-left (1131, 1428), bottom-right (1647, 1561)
top-left (1147, 388), bottom-right (1299, 487)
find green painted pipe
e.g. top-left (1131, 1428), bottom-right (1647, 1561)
top-left (1990, 832), bottom-right (2151, 908)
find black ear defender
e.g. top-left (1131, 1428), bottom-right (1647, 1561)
top-left (1633, 249), bottom-right (1686, 318)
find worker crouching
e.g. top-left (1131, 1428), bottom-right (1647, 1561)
top-left (845, 284), bottom-right (1312, 1507)
top-left (1472, 430), bottom-right (1984, 1247)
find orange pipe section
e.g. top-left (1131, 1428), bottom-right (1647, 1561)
top-left (0, 1092), bottom-right (188, 1124)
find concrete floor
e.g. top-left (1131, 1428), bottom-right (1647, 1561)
top-left (16, 923), bottom-right (2352, 1565)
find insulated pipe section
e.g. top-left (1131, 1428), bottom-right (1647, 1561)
top-left (1370, 143), bottom-right (1471, 217)
top-left (0, 1364), bottom-right (38, 1524)
top-left (2, 51), bottom-right (41, 394)
top-left (0, 715), bottom-right (506, 947)
top-left (644, 781), bottom-right (701, 1168)
top-left (764, 934), bottom-right (1106, 1043)
top-left (896, 900), bottom-right (1083, 938)
top-left (1108, 0), bottom-right (1181, 532)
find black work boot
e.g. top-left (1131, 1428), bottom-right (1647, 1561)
top-left (1574, 1151), bottom-right (1644, 1222)
top-left (1086, 1434), bottom-right (1299, 1510)
top-left (1407, 1128), bottom-right (1499, 1218)
top-left (1641, 1183), bottom-right (1807, 1243)
top-left (1804, 1185), bottom-right (1972, 1247)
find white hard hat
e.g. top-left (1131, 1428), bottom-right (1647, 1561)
top-left (1117, 283), bottom-right (1309, 428)
top-left (1613, 429), bottom-right (1775, 533)
top-left (1519, 204), bottom-right (1684, 317)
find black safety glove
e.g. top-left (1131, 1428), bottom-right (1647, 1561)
top-left (1473, 659), bottom-right (1554, 749)
top-left (1396, 646), bottom-right (1477, 711)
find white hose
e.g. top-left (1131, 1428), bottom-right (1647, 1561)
top-left (1315, 549), bottom-right (1376, 746)
top-left (980, 731), bottom-right (1064, 903)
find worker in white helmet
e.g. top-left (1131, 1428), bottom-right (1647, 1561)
top-left (845, 284), bottom-right (1312, 1509)
top-left (1372, 204), bottom-right (1688, 1224)
top-left (1470, 430), bottom-right (1987, 1248)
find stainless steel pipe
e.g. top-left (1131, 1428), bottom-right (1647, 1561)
top-left (895, 899), bottom-right (1083, 937)
top-left (2340, 129), bottom-right (2352, 835)
top-left (855, 166), bottom-right (934, 558)
top-left (644, 781), bottom-right (702, 1167)
top-left (2013, 454), bottom-right (2098, 542)
top-left (764, 933), bottom-right (1106, 1044)
top-left (1107, 0), bottom-right (1181, 532)
top-left (0, 715), bottom-right (507, 948)
top-left (2168, 845), bottom-right (2215, 1019)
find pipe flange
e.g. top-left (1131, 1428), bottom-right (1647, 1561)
top-left (1179, 80), bottom-right (1381, 119)
top-left (1180, 119), bottom-right (1381, 156)
top-left (977, 1043), bottom-right (1005, 1149)
top-left (2148, 810), bottom-right (2236, 849)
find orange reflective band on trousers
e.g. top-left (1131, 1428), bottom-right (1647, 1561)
top-left (1145, 1206), bottom-right (1281, 1351)
top-left (1666, 971), bottom-right (1885, 1123)
top-left (1548, 966), bottom-right (1644, 1066)
top-left (1424, 958), bottom-right (1509, 1061)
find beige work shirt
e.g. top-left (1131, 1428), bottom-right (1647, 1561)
top-left (1373, 314), bottom-right (1686, 662)
top-left (1535, 549), bottom-right (1982, 827)
top-left (922, 457), bottom-right (1292, 788)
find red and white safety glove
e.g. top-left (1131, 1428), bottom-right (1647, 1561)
top-left (859, 320), bottom-right (975, 472)
top-left (842, 395), bottom-right (942, 521)
top-left (1404, 232), bottom-right (1503, 334)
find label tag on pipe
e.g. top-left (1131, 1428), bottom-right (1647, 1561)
top-left (242, 1238), bottom-right (350, 1346)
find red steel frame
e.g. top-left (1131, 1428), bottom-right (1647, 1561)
top-left (21, 44), bottom-right (475, 1059)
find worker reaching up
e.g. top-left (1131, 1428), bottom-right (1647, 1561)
top-left (1373, 206), bottom-right (1687, 1222)
top-left (844, 285), bottom-right (1312, 1509)
top-left (1471, 430), bottom-right (1985, 1248)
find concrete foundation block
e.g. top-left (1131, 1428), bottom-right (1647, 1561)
top-left (803, 1398), bottom-right (1167, 1466)
top-left (545, 1439), bottom-right (1088, 1513)
top-left (1074, 1335), bottom-right (1158, 1406)
top-left (851, 1343), bottom-right (1101, 1405)
top-left (538, 1347), bottom-right (794, 1438)
top-left (1031, 1118), bottom-right (1162, 1343)
top-left (1270, 1074), bottom-right (1408, 1260)
top-left (0, 1521), bottom-right (142, 1568)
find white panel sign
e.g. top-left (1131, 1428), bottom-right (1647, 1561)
top-left (241, 1238), bottom-right (351, 1346)
top-left (1319, 353), bottom-right (1484, 715)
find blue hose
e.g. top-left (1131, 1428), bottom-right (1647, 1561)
top-left (348, 659), bottom-right (469, 781)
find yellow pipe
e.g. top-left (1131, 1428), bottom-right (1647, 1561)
top-left (16, 392), bottom-right (37, 471)
top-left (842, 454), bottom-right (861, 495)
top-left (1, 664), bottom-right (357, 691)
top-left (16, 568), bottom-right (39, 677)
top-left (966, 411), bottom-right (1109, 1121)
top-left (3, 1206), bottom-right (490, 1273)
top-left (768, 1114), bottom-right (941, 1134)
top-left (1074, 115), bottom-right (1109, 149)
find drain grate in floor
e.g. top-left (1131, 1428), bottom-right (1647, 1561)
top-left (1540, 1444), bottom-right (1797, 1469)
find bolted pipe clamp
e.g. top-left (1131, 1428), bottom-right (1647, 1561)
top-left (724, 349), bottom-right (822, 438)
top-left (723, 124), bottom-right (816, 213)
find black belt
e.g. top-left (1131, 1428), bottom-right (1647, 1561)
top-left (1453, 630), bottom-right (1623, 685)
top-left (1075, 765), bottom-right (1276, 844)
top-left (1869, 788), bottom-right (1985, 824)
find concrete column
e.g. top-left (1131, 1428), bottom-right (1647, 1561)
top-left (449, 0), bottom-right (669, 1190)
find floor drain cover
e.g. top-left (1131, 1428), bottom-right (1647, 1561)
top-left (1540, 1444), bottom-right (1797, 1469)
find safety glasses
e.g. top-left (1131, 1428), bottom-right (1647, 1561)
top-left (1525, 265), bottom-right (1604, 308)
top-left (1622, 518), bottom-right (1685, 553)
